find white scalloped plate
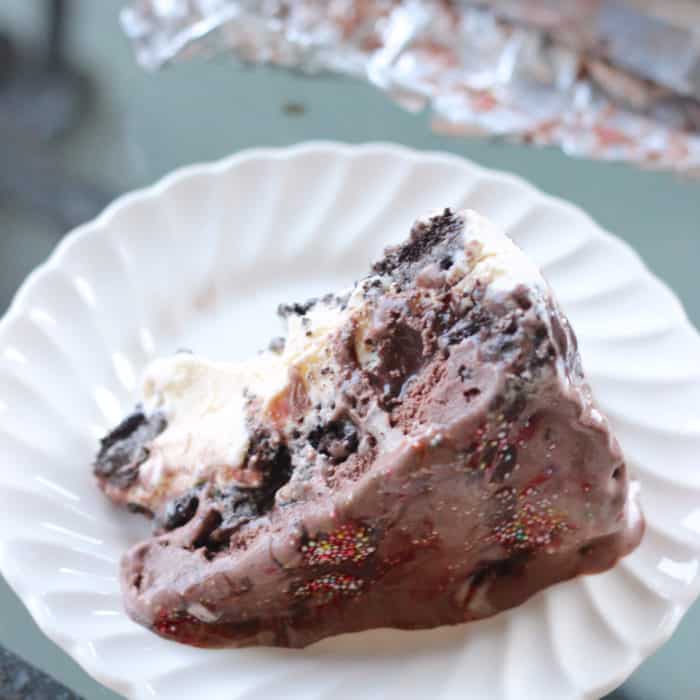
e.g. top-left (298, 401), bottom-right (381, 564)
top-left (0, 143), bottom-right (699, 700)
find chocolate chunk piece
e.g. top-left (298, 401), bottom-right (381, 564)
top-left (277, 298), bottom-right (318, 318)
top-left (94, 411), bottom-right (166, 488)
top-left (159, 491), bottom-right (200, 531)
top-left (308, 419), bottom-right (359, 464)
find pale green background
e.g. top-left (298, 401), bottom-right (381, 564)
top-left (0, 2), bottom-right (698, 699)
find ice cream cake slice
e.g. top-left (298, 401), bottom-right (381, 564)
top-left (94, 208), bottom-right (643, 648)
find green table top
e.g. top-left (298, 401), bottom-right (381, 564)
top-left (0, 1), bottom-right (698, 698)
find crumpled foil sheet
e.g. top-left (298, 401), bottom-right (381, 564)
top-left (121, 0), bottom-right (700, 173)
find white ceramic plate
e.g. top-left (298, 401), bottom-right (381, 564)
top-left (0, 142), bottom-right (699, 700)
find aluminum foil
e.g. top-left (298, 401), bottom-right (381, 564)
top-left (121, 0), bottom-right (700, 173)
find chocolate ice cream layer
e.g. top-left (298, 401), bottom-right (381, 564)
top-left (94, 208), bottom-right (643, 648)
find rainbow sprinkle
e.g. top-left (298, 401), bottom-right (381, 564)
top-left (294, 573), bottom-right (364, 604)
top-left (301, 523), bottom-right (376, 566)
top-left (491, 497), bottom-right (570, 551)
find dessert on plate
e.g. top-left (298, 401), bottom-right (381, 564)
top-left (94, 208), bottom-right (643, 648)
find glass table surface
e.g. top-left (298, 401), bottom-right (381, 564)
top-left (0, 2), bottom-right (698, 698)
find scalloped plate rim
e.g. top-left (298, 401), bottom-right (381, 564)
top-left (1, 142), bottom-right (692, 331)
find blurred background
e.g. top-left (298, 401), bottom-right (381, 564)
top-left (0, 1), bottom-right (698, 698)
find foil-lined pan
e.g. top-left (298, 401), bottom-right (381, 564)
top-left (121, 0), bottom-right (700, 173)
